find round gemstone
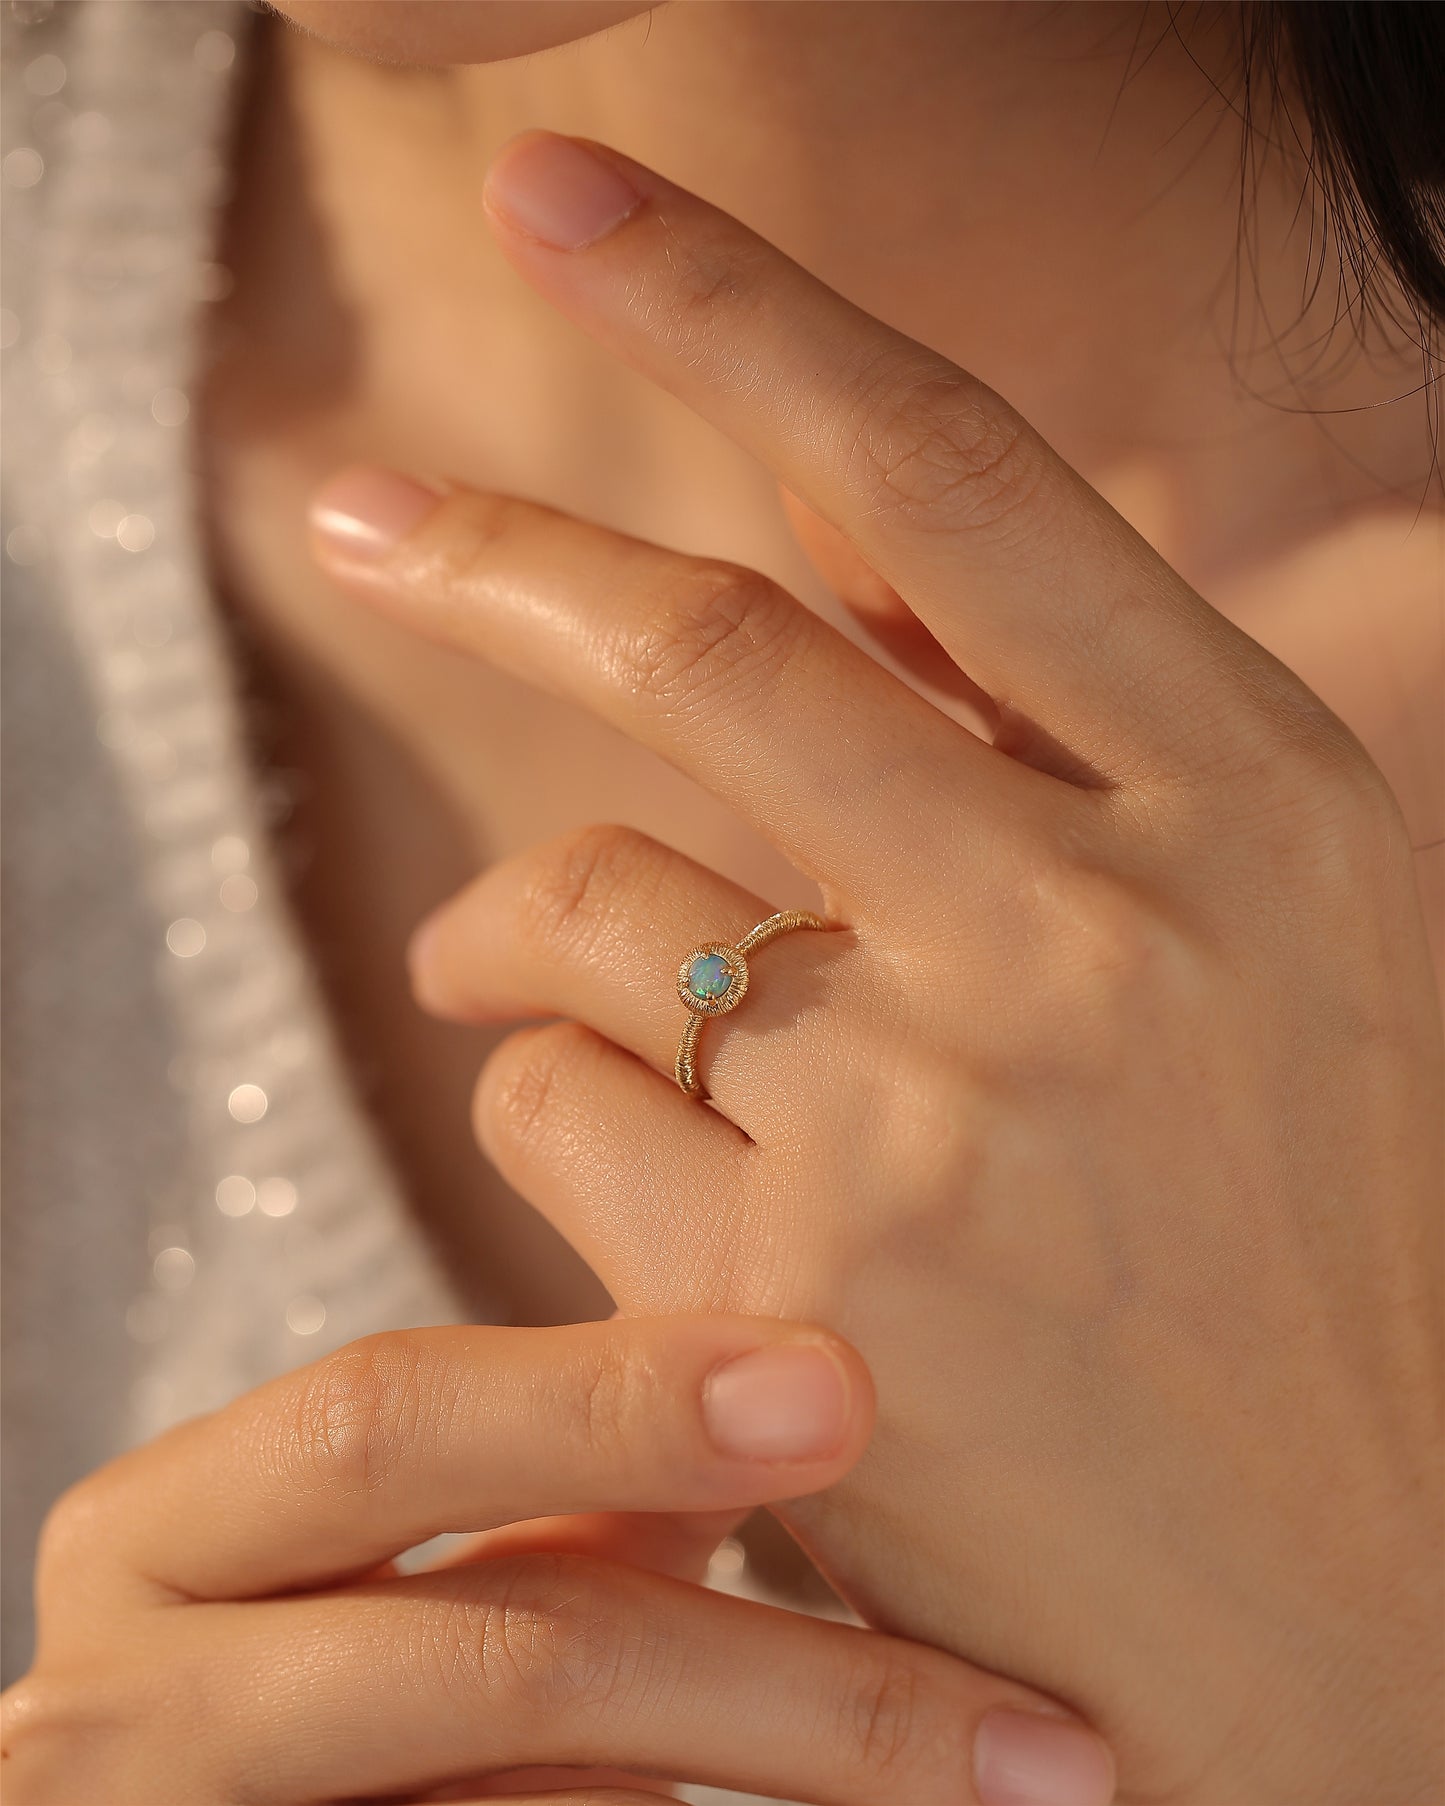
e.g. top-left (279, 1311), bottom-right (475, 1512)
top-left (686, 952), bottom-right (734, 1000)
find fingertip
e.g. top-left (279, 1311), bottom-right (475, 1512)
top-left (482, 129), bottom-right (646, 254)
top-left (591, 1315), bottom-right (874, 1506)
top-left (699, 1327), bottom-right (874, 1479)
top-left (974, 1707), bottom-right (1118, 1806)
top-left (404, 910), bottom-right (457, 1017)
top-left (406, 899), bottom-right (514, 1025)
top-left (308, 465), bottom-right (446, 567)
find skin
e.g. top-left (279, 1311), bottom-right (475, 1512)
top-left (195, 3), bottom-right (1443, 1336)
top-left (281, 0), bottom-right (655, 65)
top-left (320, 134), bottom-right (1443, 1801)
top-left (3, 1314), bottom-right (1114, 1800)
top-left (7, 4), bottom-right (1442, 1802)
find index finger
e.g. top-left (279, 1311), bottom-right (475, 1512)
top-left (39, 1317), bottom-right (872, 1605)
top-left (481, 130), bottom-right (1290, 785)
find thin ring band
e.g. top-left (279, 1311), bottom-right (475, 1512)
top-left (674, 909), bottom-right (829, 1099)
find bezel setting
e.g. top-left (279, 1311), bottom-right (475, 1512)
top-left (677, 942), bottom-right (750, 1016)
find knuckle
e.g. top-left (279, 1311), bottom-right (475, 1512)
top-left (423, 490), bottom-right (532, 583)
top-left (32, 1477), bottom-right (113, 1602)
top-left (1066, 873), bottom-right (1184, 987)
top-left (1, 1677), bottom-right (87, 1804)
top-left (843, 349), bottom-right (1048, 538)
top-left (1230, 664), bottom-right (1381, 798)
top-left (840, 1646), bottom-right (973, 1789)
top-left (514, 824), bottom-right (655, 965)
top-left (283, 1331), bottom-right (431, 1499)
top-left (567, 1333), bottom-right (658, 1467)
top-left (444, 1554), bottom-right (628, 1722)
top-left (1327, 757), bottom-right (1413, 875)
top-left (1203, 687), bottom-right (1416, 917)
top-left (847, 1649), bottom-right (921, 1777)
top-left (0, 1672), bottom-right (154, 1806)
top-left (656, 226), bottom-right (775, 342)
top-left (473, 1022), bottom-right (587, 1164)
top-left (1266, 724), bottom-right (1411, 896)
top-left (1020, 861), bottom-right (1203, 1031)
top-left (621, 564), bottom-right (799, 720)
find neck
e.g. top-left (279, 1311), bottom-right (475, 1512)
top-left (206, 0), bottom-right (1443, 1043)
top-left (232, 0), bottom-right (1441, 593)
top-left (428, 2), bottom-right (1430, 571)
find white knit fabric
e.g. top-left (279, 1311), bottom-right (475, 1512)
top-left (2, 0), bottom-right (466, 1682)
top-left (3, 19), bottom-right (790, 1802)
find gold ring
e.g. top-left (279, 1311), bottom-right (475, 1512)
top-left (674, 909), bottom-right (829, 1099)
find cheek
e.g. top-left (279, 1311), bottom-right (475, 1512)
top-left (275, 0), bottom-right (657, 66)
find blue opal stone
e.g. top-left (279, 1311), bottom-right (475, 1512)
top-left (687, 953), bottom-right (734, 1000)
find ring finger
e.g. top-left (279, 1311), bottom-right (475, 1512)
top-left (411, 821), bottom-right (859, 1127)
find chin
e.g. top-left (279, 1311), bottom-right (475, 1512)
top-left (274, 0), bottom-right (658, 67)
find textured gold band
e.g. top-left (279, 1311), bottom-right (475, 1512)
top-left (674, 909), bottom-right (829, 1099)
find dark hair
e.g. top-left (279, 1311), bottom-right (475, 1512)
top-left (1244, 1), bottom-right (1443, 356)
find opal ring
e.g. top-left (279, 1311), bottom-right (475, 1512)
top-left (675, 909), bottom-right (829, 1098)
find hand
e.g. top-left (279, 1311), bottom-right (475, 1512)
top-left (0, 1314), bottom-right (1114, 1804)
top-left (307, 133), bottom-right (1444, 1804)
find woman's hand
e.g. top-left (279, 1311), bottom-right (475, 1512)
top-left (306, 133), bottom-right (1443, 1804)
top-left (0, 1314), bottom-right (1115, 1804)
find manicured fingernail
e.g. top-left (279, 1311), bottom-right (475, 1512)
top-left (485, 131), bottom-right (642, 251)
top-left (974, 1709), bottom-right (1116, 1806)
top-left (702, 1342), bottom-right (851, 1462)
top-left (309, 467), bottom-right (444, 562)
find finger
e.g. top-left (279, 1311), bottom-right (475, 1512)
top-left (424, 1790), bottom-right (670, 1804)
top-left (439, 1505), bottom-right (747, 1586)
top-left (208, 1553), bottom-right (1116, 1806)
top-left (308, 469), bottom-right (1063, 917)
top-left (780, 485), bottom-right (1001, 726)
top-left (48, 1315), bottom-right (871, 1604)
top-left (420, 1785), bottom-right (672, 1803)
top-left (480, 129), bottom-right (1297, 785)
top-left (420, 1791), bottom-right (669, 1804)
top-left (444, 1341), bottom-right (746, 1594)
top-left (469, 1020), bottom-right (771, 1304)
top-left (408, 822), bottom-right (774, 1046)
top-left (467, 1019), bottom-right (883, 1311)
top-left (408, 822), bottom-right (857, 1121)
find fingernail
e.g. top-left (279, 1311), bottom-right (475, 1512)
top-left (702, 1342), bottom-right (851, 1462)
top-left (485, 131), bottom-right (642, 251)
top-left (309, 467), bottom-right (444, 562)
top-left (974, 1709), bottom-right (1116, 1806)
